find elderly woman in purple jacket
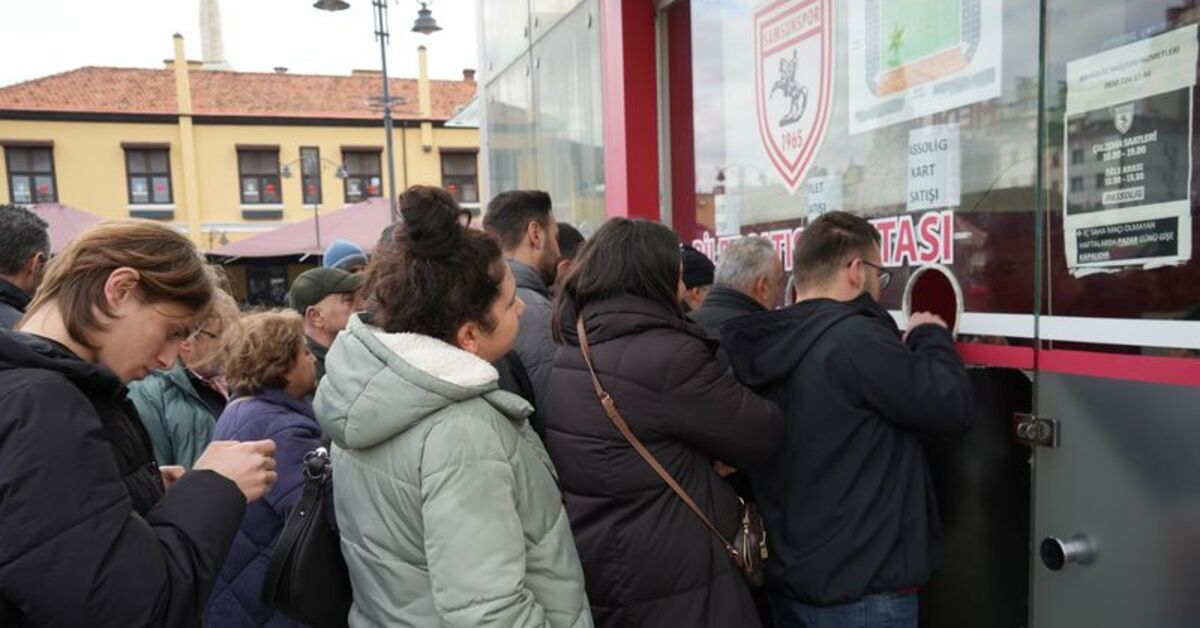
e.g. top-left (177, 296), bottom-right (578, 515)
top-left (205, 310), bottom-right (321, 627)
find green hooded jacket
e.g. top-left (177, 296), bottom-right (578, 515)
top-left (314, 314), bottom-right (592, 628)
top-left (128, 362), bottom-right (221, 469)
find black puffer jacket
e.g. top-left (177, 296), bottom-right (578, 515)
top-left (544, 295), bottom-right (783, 628)
top-left (721, 294), bottom-right (973, 606)
top-left (0, 279), bottom-right (29, 331)
top-left (0, 330), bottom-right (246, 626)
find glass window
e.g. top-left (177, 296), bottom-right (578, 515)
top-left (300, 146), bottom-right (322, 206)
top-left (342, 151), bottom-right (382, 203)
top-left (5, 147), bottom-right (56, 203)
top-left (441, 152), bottom-right (480, 204)
top-left (125, 148), bottom-right (172, 205)
top-left (532, 0), bottom-right (583, 38)
top-left (1040, 1), bottom-right (1200, 351)
top-left (237, 149), bottom-right (281, 204)
top-left (531, 0), bottom-right (605, 232)
top-left (486, 54), bottom-right (537, 196)
top-left (686, 0), bottom-right (1040, 322)
top-left (482, 0), bottom-right (530, 77)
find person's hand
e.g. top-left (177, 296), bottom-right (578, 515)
top-left (193, 440), bottom-right (278, 503)
top-left (714, 461), bottom-right (738, 478)
top-left (905, 311), bottom-right (948, 341)
top-left (159, 465), bottom-right (186, 490)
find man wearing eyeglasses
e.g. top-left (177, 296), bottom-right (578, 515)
top-left (719, 211), bottom-right (973, 628)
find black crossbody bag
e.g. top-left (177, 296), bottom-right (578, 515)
top-left (260, 447), bottom-right (352, 628)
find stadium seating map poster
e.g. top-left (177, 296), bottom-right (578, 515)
top-left (847, 0), bottom-right (1002, 134)
top-left (1064, 24), bottom-right (1196, 274)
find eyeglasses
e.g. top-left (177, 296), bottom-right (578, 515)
top-left (859, 260), bottom-right (892, 290)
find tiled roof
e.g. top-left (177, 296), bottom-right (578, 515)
top-left (0, 66), bottom-right (476, 121)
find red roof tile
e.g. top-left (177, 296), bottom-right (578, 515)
top-left (0, 66), bottom-right (476, 121)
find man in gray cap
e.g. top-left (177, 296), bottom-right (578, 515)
top-left (288, 267), bottom-right (363, 382)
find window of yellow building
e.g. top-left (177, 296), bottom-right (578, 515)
top-left (4, 145), bottom-right (56, 204)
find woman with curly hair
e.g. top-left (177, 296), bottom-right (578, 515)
top-left (314, 185), bottom-right (592, 627)
top-left (205, 309), bottom-right (322, 627)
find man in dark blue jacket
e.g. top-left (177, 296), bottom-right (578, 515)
top-left (721, 211), bottom-right (973, 628)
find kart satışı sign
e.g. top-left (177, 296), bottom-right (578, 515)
top-left (754, 0), bottom-right (833, 194)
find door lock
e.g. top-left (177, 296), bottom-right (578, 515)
top-left (1014, 413), bottom-right (1059, 448)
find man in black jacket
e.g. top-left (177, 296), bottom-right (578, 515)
top-left (721, 212), bottom-right (973, 628)
top-left (691, 235), bottom-right (784, 338)
top-left (0, 205), bottom-right (49, 330)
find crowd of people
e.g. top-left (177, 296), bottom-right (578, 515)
top-left (0, 190), bottom-right (972, 628)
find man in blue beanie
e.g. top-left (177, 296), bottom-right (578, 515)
top-left (322, 239), bottom-right (368, 273)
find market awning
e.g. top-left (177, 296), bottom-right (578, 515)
top-left (209, 197), bottom-right (393, 258)
top-left (28, 203), bottom-right (104, 253)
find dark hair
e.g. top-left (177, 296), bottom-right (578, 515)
top-left (366, 185), bottom-right (505, 343)
top-left (553, 218), bottom-right (681, 341)
top-left (792, 211), bottom-right (881, 290)
top-left (483, 190), bottom-right (553, 251)
top-left (0, 204), bottom-right (50, 276)
top-left (556, 222), bottom-right (585, 261)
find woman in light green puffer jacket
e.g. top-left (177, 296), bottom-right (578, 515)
top-left (313, 186), bottom-right (592, 628)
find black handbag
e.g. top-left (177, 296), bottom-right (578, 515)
top-left (260, 447), bottom-right (353, 628)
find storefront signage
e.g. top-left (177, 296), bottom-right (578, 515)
top-left (907, 124), bottom-right (961, 212)
top-left (753, 0), bottom-right (834, 193)
top-left (1063, 24), bottom-right (1196, 274)
top-left (691, 209), bottom-right (955, 271)
top-left (847, 0), bottom-right (1002, 134)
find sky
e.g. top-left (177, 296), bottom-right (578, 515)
top-left (0, 0), bottom-right (480, 88)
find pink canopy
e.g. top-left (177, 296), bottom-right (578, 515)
top-left (28, 203), bottom-right (104, 253)
top-left (209, 197), bottom-right (394, 258)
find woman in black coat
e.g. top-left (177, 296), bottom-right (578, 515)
top-left (0, 222), bottom-right (277, 627)
top-left (545, 218), bottom-right (784, 628)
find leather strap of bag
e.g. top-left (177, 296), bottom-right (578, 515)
top-left (576, 317), bottom-right (741, 564)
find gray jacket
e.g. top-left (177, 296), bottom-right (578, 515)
top-left (508, 259), bottom-right (555, 413)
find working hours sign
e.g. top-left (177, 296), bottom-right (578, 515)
top-left (1063, 24), bottom-right (1197, 274)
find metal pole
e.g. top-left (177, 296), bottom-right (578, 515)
top-left (314, 199), bottom-right (322, 250)
top-left (374, 0), bottom-right (400, 223)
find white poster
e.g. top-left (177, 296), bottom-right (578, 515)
top-left (907, 124), bottom-right (961, 211)
top-left (1063, 24), bottom-right (1197, 274)
top-left (714, 193), bottom-right (743, 237)
top-left (806, 174), bottom-right (842, 216)
top-left (847, 0), bottom-right (1003, 134)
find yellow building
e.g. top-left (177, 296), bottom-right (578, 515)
top-left (0, 36), bottom-right (479, 252)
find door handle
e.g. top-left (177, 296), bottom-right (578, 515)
top-left (1040, 534), bottom-right (1097, 571)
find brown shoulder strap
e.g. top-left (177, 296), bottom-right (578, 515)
top-left (575, 316), bottom-right (741, 562)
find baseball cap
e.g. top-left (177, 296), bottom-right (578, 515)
top-left (288, 267), bottom-right (363, 313)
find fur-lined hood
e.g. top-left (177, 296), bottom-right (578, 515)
top-left (313, 314), bottom-right (532, 449)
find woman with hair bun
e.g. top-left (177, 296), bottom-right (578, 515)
top-left (314, 186), bottom-right (592, 627)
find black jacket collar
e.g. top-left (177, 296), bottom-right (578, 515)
top-left (0, 278), bottom-right (30, 313)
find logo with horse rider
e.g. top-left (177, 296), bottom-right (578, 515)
top-left (754, 0), bottom-right (833, 193)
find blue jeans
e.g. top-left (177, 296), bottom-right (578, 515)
top-left (767, 591), bottom-right (919, 628)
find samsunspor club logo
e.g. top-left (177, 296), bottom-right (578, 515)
top-left (754, 0), bottom-right (834, 193)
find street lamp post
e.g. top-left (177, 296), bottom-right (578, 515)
top-left (282, 155), bottom-right (348, 251)
top-left (315, 0), bottom-right (442, 224)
